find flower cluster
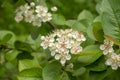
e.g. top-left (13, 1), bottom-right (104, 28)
top-left (100, 39), bottom-right (120, 70)
top-left (105, 53), bottom-right (120, 70)
top-left (100, 39), bottom-right (114, 55)
top-left (41, 29), bottom-right (86, 66)
top-left (15, 2), bottom-right (57, 27)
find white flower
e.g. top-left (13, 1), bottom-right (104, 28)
top-left (15, 13), bottom-right (23, 23)
top-left (60, 57), bottom-right (66, 66)
top-left (24, 10), bottom-right (34, 23)
top-left (71, 46), bottom-right (83, 54)
top-left (74, 32), bottom-right (86, 42)
top-left (100, 39), bottom-right (114, 55)
top-left (30, 2), bottom-right (35, 7)
top-left (55, 53), bottom-right (71, 66)
top-left (51, 6), bottom-right (57, 12)
top-left (105, 53), bottom-right (120, 70)
top-left (35, 5), bottom-right (48, 17)
top-left (51, 51), bottom-right (56, 56)
top-left (41, 29), bottom-right (86, 66)
top-left (32, 15), bottom-right (42, 27)
top-left (42, 13), bottom-right (52, 22)
top-left (18, 4), bottom-right (30, 14)
top-left (15, 3), bottom-right (53, 27)
top-left (41, 36), bottom-right (54, 49)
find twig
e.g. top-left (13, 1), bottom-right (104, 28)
top-left (0, 44), bottom-right (13, 51)
top-left (47, 21), bottom-right (56, 30)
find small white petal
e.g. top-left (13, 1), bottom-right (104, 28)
top-left (51, 6), bottom-right (57, 12)
top-left (81, 35), bottom-right (86, 41)
top-left (30, 2), bottom-right (35, 7)
top-left (100, 45), bottom-right (105, 50)
top-left (60, 58), bottom-right (66, 66)
top-left (104, 40), bottom-right (109, 44)
top-left (117, 55), bottom-right (120, 61)
top-left (66, 54), bottom-right (71, 60)
top-left (43, 46), bottom-right (47, 49)
top-left (41, 36), bottom-right (45, 40)
top-left (105, 59), bottom-right (113, 65)
top-left (111, 64), bottom-right (118, 70)
top-left (103, 50), bottom-right (109, 55)
top-left (51, 51), bottom-right (55, 56)
top-left (117, 62), bottom-right (120, 67)
top-left (49, 38), bottom-right (54, 42)
top-left (55, 54), bottom-right (60, 60)
top-left (15, 14), bottom-right (23, 23)
top-left (108, 47), bottom-right (114, 53)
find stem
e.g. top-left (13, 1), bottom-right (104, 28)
top-left (47, 21), bottom-right (56, 30)
top-left (24, 0), bottom-right (31, 5)
top-left (0, 44), bottom-right (13, 51)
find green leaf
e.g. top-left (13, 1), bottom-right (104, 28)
top-left (87, 22), bottom-right (104, 42)
top-left (86, 56), bottom-right (107, 71)
top-left (19, 59), bottom-right (41, 71)
top-left (65, 20), bottom-right (76, 27)
top-left (43, 61), bottom-right (62, 80)
top-left (14, 0), bottom-right (25, 7)
top-left (17, 51), bottom-right (33, 60)
top-left (2, 33), bottom-right (12, 43)
top-left (71, 21), bottom-right (87, 32)
top-left (78, 45), bottom-right (102, 65)
top-left (5, 50), bottom-right (19, 61)
top-left (103, 69), bottom-right (120, 80)
top-left (31, 27), bottom-right (41, 40)
top-left (79, 70), bottom-right (90, 80)
top-left (0, 66), bottom-right (6, 76)
top-left (61, 72), bottom-right (70, 80)
top-left (52, 14), bottom-right (66, 25)
top-left (87, 24), bottom-right (97, 41)
top-left (27, 35), bottom-right (41, 50)
top-left (35, 0), bottom-right (47, 6)
top-left (93, 22), bottom-right (104, 42)
top-left (101, 0), bottom-right (120, 41)
top-left (18, 68), bottom-right (42, 80)
top-left (78, 10), bottom-right (93, 24)
top-left (90, 68), bottom-right (114, 80)
top-left (72, 67), bottom-right (86, 76)
top-left (0, 30), bottom-right (16, 45)
top-left (14, 41), bottom-right (33, 52)
top-left (31, 23), bottom-right (52, 40)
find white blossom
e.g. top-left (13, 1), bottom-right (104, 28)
top-left (105, 53), bottom-right (120, 70)
top-left (15, 13), bottom-right (23, 23)
top-left (41, 29), bottom-right (86, 66)
top-left (42, 13), bottom-right (52, 22)
top-left (30, 2), bottom-right (35, 7)
top-left (15, 3), bottom-right (54, 27)
top-left (35, 5), bottom-right (48, 17)
top-left (17, 4), bottom-right (30, 14)
top-left (51, 6), bottom-right (57, 12)
top-left (100, 39), bottom-right (114, 55)
top-left (41, 36), bottom-right (54, 49)
top-left (24, 10), bottom-right (34, 23)
top-left (32, 16), bottom-right (42, 27)
top-left (71, 46), bottom-right (83, 54)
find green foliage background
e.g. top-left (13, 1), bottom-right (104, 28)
top-left (0, 0), bottom-right (120, 80)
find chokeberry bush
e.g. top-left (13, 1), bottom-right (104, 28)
top-left (0, 0), bottom-right (120, 80)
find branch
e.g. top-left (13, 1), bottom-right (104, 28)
top-left (0, 44), bottom-right (13, 51)
top-left (47, 21), bottom-right (56, 30)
